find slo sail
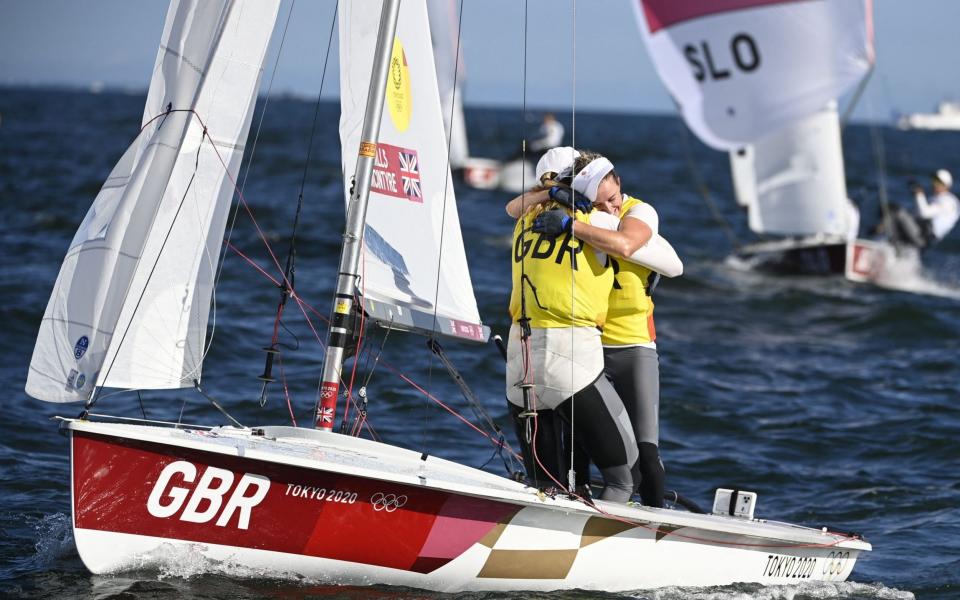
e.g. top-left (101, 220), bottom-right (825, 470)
top-left (636, 0), bottom-right (875, 274)
top-left (28, 0), bottom-right (870, 590)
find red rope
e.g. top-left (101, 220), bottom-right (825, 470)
top-left (144, 108), bottom-right (507, 466)
top-left (383, 362), bottom-right (522, 462)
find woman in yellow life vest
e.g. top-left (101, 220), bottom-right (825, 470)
top-left (507, 151), bottom-right (683, 507)
top-left (504, 155), bottom-right (639, 503)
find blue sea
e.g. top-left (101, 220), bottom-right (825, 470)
top-left (1, 87), bottom-right (958, 599)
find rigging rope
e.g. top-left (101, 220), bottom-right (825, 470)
top-left (260, 0), bottom-right (340, 418)
top-left (677, 118), bottom-right (742, 250)
top-left (215, 0), bottom-right (296, 292)
top-left (567, 0), bottom-right (577, 494)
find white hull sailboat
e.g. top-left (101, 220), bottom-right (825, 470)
top-left (729, 104), bottom-right (854, 275)
top-left (635, 0), bottom-right (874, 276)
top-left (426, 0), bottom-right (535, 194)
top-left (66, 418), bottom-right (868, 590)
top-left (29, 0), bottom-right (870, 591)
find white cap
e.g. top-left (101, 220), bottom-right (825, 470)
top-left (536, 146), bottom-right (579, 182)
top-left (934, 169), bottom-right (953, 188)
top-left (573, 157), bottom-right (614, 202)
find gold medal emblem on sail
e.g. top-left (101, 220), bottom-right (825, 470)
top-left (386, 37), bottom-right (412, 132)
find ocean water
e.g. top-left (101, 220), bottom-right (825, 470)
top-left (1, 87), bottom-right (958, 599)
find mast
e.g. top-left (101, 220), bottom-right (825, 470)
top-left (315, 0), bottom-right (402, 431)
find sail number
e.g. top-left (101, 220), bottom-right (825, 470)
top-left (684, 33), bottom-right (761, 82)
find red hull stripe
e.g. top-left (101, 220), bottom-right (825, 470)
top-left (73, 431), bottom-right (519, 573)
top-left (641, 0), bottom-right (807, 33)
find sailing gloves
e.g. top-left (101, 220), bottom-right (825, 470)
top-left (532, 209), bottom-right (573, 236)
top-left (548, 186), bottom-right (593, 213)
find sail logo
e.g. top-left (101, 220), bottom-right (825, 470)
top-left (74, 336), bottom-right (89, 360)
top-left (146, 461), bottom-right (270, 530)
top-left (386, 36), bottom-right (412, 132)
top-left (371, 143), bottom-right (423, 203)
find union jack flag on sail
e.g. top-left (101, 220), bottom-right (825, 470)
top-left (370, 143), bottom-right (423, 203)
top-left (399, 150), bottom-right (421, 201)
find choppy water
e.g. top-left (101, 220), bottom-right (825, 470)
top-left (1, 88), bottom-right (958, 599)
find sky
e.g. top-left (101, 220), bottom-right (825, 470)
top-left (1, 0), bottom-right (959, 122)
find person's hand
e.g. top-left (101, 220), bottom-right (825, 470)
top-left (548, 186), bottom-right (592, 213)
top-left (532, 209), bottom-right (573, 237)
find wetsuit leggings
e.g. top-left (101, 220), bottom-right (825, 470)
top-left (510, 374), bottom-right (638, 503)
top-left (603, 345), bottom-right (666, 507)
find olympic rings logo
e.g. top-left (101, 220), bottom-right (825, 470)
top-left (370, 492), bottom-right (408, 512)
top-left (822, 551), bottom-right (851, 576)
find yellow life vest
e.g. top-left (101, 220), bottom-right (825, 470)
top-left (601, 195), bottom-right (657, 345)
top-left (509, 206), bottom-right (613, 328)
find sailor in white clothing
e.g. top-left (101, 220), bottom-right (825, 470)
top-left (529, 113), bottom-right (565, 153)
top-left (913, 169), bottom-right (960, 243)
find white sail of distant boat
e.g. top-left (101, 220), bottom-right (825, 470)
top-left (635, 0), bottom-right (873, 273)
top-left (428, 0), bottom-right (470, 169)
top-left (634, 0), bottom-right (874, 151)
top-left (26, 0), bottom-right (279, 402)
top-left (730, 102), bottom-right (852, 239)
top-left (339, 1), bottom-right (486, 342)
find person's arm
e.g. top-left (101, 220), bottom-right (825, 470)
top-left (584, 209), bottom-right (682, 276)
top-left (915, 189), bottom-right (936, 219)
top-left (625, 234), bottom-right (683, 277)
top-left (505, 189), bottom-right (550, 219)
top-left (574, 213), bottom-right (652, 258)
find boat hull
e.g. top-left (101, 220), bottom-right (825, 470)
top-left (68, 421), bottom-right (869, 591)
top-left (736, 239), bottom-right (847, 275)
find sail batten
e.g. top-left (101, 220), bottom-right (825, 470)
top-left (339, 2), bottom-right (486, 344)
top-left (26, 0), bottom-right (279, 403)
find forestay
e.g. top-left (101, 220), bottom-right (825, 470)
top-left (730, 104), bottom-right (852, 237)
top-left (634, 0), bottom-right (875, 150)
top-left (339, 2), bottom-right (487, 343)
top-left (428, 0), bottom-right (470, 169)
top-left (26, 0), bottom-right (279, 402)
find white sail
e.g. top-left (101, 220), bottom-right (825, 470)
top-left (635, 0), bottom-right (874, 150)
top-left (26, 0), bottom-right (279, 402)
top-left (428, 0), bottom-right (470, 169)
top-left (733, 104), bottom-right (851, 237)
top-left (339, 2), bottom-right (486, 342)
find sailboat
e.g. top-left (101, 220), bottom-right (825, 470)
top-left (27, 0), bottom-right (870, 591)
top-left (636, 0), bottom-right (875, 275)
top-left (426, 0), bottom-right (535, 194)
top-left (729, 103), bottom-right (855, 274)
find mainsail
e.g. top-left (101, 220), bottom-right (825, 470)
top-left (635, 0), bottom-right (875, 150)
top-left (730, 104), bottom-right (851, 237)
top-left (339, 2), bottom-right (487, 342)
top-left (428, 0), bottom-right (470, 169)
top-left (26, 0), bottom-right (279, 402)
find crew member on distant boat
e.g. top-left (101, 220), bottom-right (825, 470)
top-left (889, 169), bottom-right (960, 249)
top-left (514, 152), bottom-right (683, 507)
top-left (530, 112), bottom-right (565, 153)
top-left (913, 169), bottom-right (960, 244)
top-left (505, 154), bottom-right (638, 503)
